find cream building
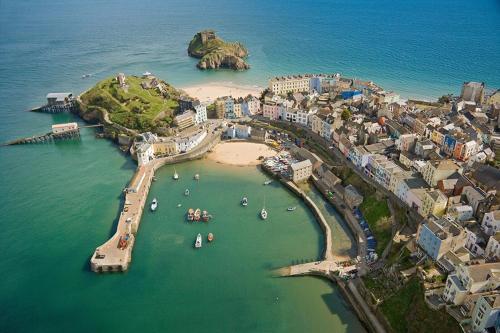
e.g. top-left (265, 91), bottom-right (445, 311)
top-left (422, 159), bottom-right (460, 187)
top-left (269, 75), bottom-right (311, 95)
top-left (289, 159), bottom-right (313, 183)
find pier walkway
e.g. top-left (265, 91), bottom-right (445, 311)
top-left (90, 126), bottom-right (221, 272)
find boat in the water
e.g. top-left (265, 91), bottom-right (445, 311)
top-left (194, 173), bottom-right (200, 180)
top-left (263, 180), bottom-right (273, 185)
top-left (194, 208), bottom-right (201, 222)
top-left (260, 196), bottom-right (268, 220)
top-left (173, 169), bottom-right (179, 180)
top-left (207, 233), bottom-right (214, 242)
top-left (195, 233), bottom-right (202, 248)
top-left (184, 188), bottom-right (190, 196)
top-left (81, 73), bottom-right (92, 79)
top-left (150, 198), bottom-right (158, 211)
top-left (152, 176), bottom-right (157, 182)
top-left (177, 203), bottom-right (182, 208)
top-left (202, 210), bottom-right (209, 222)
top-left (187, 208), bottom-right (194, 221)
top-left (241, 197), bottom-right (248, 207)
top-left (287, 206), bottom-right (297, 211)
top-left (260, 208), bottom-right (268, 220)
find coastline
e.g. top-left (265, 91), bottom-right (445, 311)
top-left (180, 82), bottom-right (264, 103)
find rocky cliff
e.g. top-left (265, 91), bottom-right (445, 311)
top-left (187, 30), bottom-right (249, 70)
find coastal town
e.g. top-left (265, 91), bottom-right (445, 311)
top-left (17, 71), bottom-right (500, 333)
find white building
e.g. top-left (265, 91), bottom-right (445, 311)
top-left (175, 130), bottom-right (207, 153)
top-left (193, 102), bottom-right (207, 124)
top-left (289, 159), bottom-right (313, 183)
top-left (470, 294), bottom-right (500, 333)
top-left (136, 143), bottom-right (154, 166)
top-left (443, 262), bottom-right (500, 305)
top-left (482, 210), bottom-right (500, 236)
top-left (485, 233), bottom-right (500, 260)
top-left (51, 122), bottom-right (78, 134)
top-left (235, 125), bottom-right (251, 138)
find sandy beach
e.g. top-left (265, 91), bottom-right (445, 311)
top-left (207, 142), bottom-right (277, 166)
top-left (181, 82), bottom-right (264, 103)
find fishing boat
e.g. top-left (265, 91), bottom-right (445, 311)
top-left (187, 208), bottom-right (194, 221)
top-left (194, 173), bottom-right (200, 180)
top-left (184, 189), bottom-right (190, 196)
top-left (207, 233), bottom-right (214, 242)
top-left (263, 180), bottom-right (273, 185)
top-left (194, 208), bottom-right (201, 222)
top-left (202, 210), bottom-right (209, 222)
top-left (194, 233), bottom-right (202, 248)
top-left (150, 198), bottom-right (158, 211)
top-left (173, 169), bottom-right (179, 180)
top-left (287, 206), bottom-right (297, 211)
top-left (241, 197), bottom-right (248, 207)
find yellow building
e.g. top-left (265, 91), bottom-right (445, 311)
top-left (233, 103), bottom-right (242, 118)
top-left (420, 189), bottom-right (448, 217)
top-left (152, 141), bottom-right (177, 156)
top-left (269, 75), bottom-right (310, 95)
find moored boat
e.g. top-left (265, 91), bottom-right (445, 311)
top-left (194, 208), bottom-right (201, 221)
top-left (187, 208), bottom-right (194, 221)
top-left (207, 233), bottom-right (214, 242)
top-left (202, 210), bottom-right (209, 222)
top-left (260, 208), bottom-right (268, 220)
top-left (194, 173), bottom-right (200, 180)
top-left (195, 233), bottom-right (202, 248)
top-left (263, 180), bottom-right (272, 185)
top-left (287, 206), bottom-right (296, 211)
top-left (241, 197), bottom-right (248, 206)
top-left (173, 168), bottom-right (179, 180)
top-left (184, 188), bottom-right (190, 196)
top-left (150, 198), bottom-right (158, 211)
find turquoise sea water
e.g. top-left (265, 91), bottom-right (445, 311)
top-left (0, 0), bottom-right (498, 332)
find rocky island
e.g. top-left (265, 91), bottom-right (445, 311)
top-left (187, 30), bottom-right (249, 70)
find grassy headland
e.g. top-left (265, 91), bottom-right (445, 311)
top-left (78, 75), bottom-right (181, 133)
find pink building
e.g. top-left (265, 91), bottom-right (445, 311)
top-left (263, 103), bottom-right (281, 120)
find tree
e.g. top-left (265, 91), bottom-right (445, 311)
top-left (341, 108), bottom-right (352, 121)
top-left (438, 94), bottom-right (452, 105)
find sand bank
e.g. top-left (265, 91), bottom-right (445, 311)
top-left (207, 142), bottom-right (276, 166)
top-left (181, 82), bottom-right (263, 103)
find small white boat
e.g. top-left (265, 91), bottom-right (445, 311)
top-left (194, 173), bottom-right (200, 180)
top-left (81, 73), bottom-right (92, 79)
top-left (173, 169), bottom-right (179, 180)
top-left (195, 233), bottom-right (202, 248)
top-left (241, 197), bottom-right (248, 207)
top-left (177, 203), bottom-right (182, 208)
top-left (184, 189), bottom-right (190, 196)
top-left (260, 208), bottom-right (268, 220)
top-left (263, 180), bottom-right (272, 185)
top-left (287, 206), bottom-right (297, 211)
top-left (150, 198), bottom-right (158, 211)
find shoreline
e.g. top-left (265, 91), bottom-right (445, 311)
top-left (180, 81), bottom-right (264, 103)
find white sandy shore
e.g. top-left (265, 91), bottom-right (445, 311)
top-left (207, 142), bottom-right (277, 166)
top-left (181, 82), bottom-right (264, 103)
